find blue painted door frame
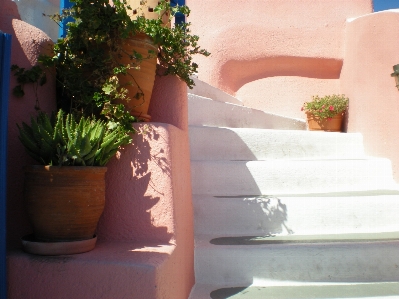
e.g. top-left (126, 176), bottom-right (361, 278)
top-left (59, 0), bottom-right (73, 38)
top-left (59, 0), bottom-right (186, 38)
top-left (0, 30), bottom-right (12, 299)
top-left (171, 0), bottom-right (186, 25)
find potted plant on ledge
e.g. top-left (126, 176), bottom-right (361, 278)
top-left (19, 111), bottom-right (131, 255)
top-left (11, 0), bottom-right (209, 255)
top-left (42, 0), bottom-right (210, 122)
top-left (301, 94), bottom-right (349, 132)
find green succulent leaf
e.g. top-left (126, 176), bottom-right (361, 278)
top-left (18, 110), bottom-right (131, 166)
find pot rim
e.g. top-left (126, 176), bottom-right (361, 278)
top-left (24, 165), bottom-right (107, 173)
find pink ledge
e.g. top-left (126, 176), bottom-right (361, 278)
top-left (8, 241), bottom-right (178, 299)
top-left (7, 122), bottom-right (194, 299)
top-left (4, 0), bottom-right (193, 297)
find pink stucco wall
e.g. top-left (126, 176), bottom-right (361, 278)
top-left (341, 10), bottom-right (399, 181)
top-left (4, 0), bottom-right (194, 296)
top-left (1, 0), bottom-right (56, 249)
top-left (187, 0), bottom-right (372, 119)
top-left (8, 122), bottom-right (193, 299)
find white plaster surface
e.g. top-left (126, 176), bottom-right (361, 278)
top-left (12, 0), bottom-right (60, 41)
top-left (190, 77), bottom-right (243, 105)
top-left (188, 77), bottom-right (399, 298)
top-left (189, 126), bottom-right (365, 161)
top-left (194, 238), bottom-right (399, 285)
top-left (191, 158), bottom-right (397, 196)
top-left (188, 94), bottom-right (305, 129)
top-left (193, 193), bottom-right (399, 237)
top-left (189, 282), bottom-right (399, 299)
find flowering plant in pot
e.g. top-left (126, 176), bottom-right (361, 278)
top-left (301, 94), bottom-right (349, 132)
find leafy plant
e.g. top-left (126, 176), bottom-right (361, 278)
top-left (12, 0), bottom-right (209, 167)
top-left (18, 110), bottom-right (131, 166)
top-left (10, 65), bottom-right (47, 110)
top-left (301, 94), bottom-right (349, 119)
top-left (12, 0), bottom-right (209, 129)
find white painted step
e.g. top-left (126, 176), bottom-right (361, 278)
top-left (188, 94), bottom-right (306, 129)
top-left (189, 282), bottom-right (399, 299)
top-left (188, 83), bottom-right (399, 299)
top-left (193, 192), bottom-right (399, 237)
top-left (189, 126), bottom-right (365, 161)
top-left (191, 158), bottom-right (397, 195)
top-left (194, 234), bottom-right (399, 286)
top-left (190, 77), bottom-right (243, 105)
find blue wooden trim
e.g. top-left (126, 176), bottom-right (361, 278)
top-left (0, 30), bottom-right (12, 299)
top-left (170, 0), bottom-right (186, 25)
top-left (59, 0), bottom-right (73, 38)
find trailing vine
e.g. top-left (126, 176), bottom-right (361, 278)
top-left (11, 0), bottom-right (210, 133)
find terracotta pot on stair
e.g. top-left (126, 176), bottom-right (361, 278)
top-left (24, 165), bottom-right (107, 242)
top-left (306, 112), bottom-right (344, 132)
top-left (117, 33), bottom-right (158, 122)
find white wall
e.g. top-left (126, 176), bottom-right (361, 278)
top-left (12, 0), bottom-right (60, 41)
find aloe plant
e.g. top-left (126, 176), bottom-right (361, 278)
top-left (18, 110), bottom-right (132, 166)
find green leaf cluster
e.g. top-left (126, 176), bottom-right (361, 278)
top-left (39, 0), bottom-right (208, 122)
top-left (18, 110), bottom-right (132, 166)
top-left (11, 0), bottom-right (210, 167)
top-left (134, 1), bottom-right (210, 88)
top-left (10, 65), bottom-right (47, 108)
top-left (302, 94), bottom-right (349, 119)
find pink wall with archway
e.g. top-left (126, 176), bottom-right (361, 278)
top-left (188, 0), bottom-right (399, 182)
top-left (187, 0), bottom-right (372, 118)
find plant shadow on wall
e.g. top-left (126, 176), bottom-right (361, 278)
top-left (99, 124), bottom-right (174, 245)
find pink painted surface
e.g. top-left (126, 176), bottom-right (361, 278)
top-left (4, 0), bottom-right (194, 295)
top-left (341, 10), bottom-right (399, 181)
top-left (1, 0), bottom-right (56, 249)
top-left (187, 0), bottom-right (372, 118)
top-left (237, 77), bottom-right (341, 119)
top-left (8, 120), bottom-right (194, 299)
top-left (8, 242), bottom-right (176, 299)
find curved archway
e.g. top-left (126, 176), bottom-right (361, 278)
top-left (218, 56), bottom-right (343, 95)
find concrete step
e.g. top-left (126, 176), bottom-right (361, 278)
top-left (189, 77), bottom-right (243, 105)
top-left (189, 282), bottom-right (399, 299)
top-left (193, 191), bottom-right (399, 237)
top-left (193, 233), bottom-right (399, 286)
top-left (188, 94), bottom-right (306, 129)
top-left (189, 126), bottom-right (365, 161)
top-left (191, 158), bottom-right (397, 195)
top-left (7, 241), bottom-right (181, 299)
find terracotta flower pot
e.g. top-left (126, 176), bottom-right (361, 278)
top-left (24, 165), bottom-right (107, 242)
top-left (116, 33), bottom-right (158, 122)
top-left (306, 113), bottom-right (344, 132)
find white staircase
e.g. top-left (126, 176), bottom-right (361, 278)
top-left (187, 80), bottom-right (399, 299)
